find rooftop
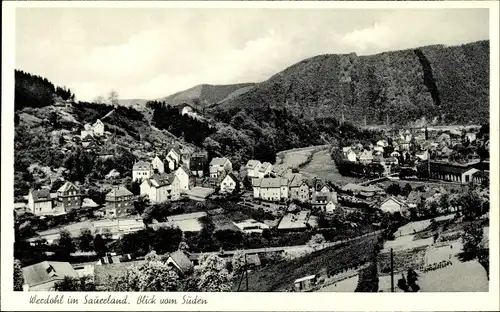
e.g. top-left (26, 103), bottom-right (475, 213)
top-left (22, 261), bottom-right (78, 287)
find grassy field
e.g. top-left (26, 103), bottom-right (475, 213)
top-left (300, 149), bottom-right (364, 184)
top-left (233, 234), bottom-right (381, 292)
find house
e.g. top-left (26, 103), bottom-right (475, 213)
top-left (80, 130), bottom-right (94, 139)
top-left (254, 177), bottom-right (289, 202)
top-left (27, 189), bottom-right (54, 215)
top-left (140, 173), bottom-right (181, 203)
top-left (342, 149), bottom-right (356, 162)
top-left (175, 165), bottom-right (193, 193)
top-left (22, 261), bottom-right (78, 291)
top-left (233, 219), bottom-right (270, 234)
top-left (288, 174), bottom-right (310, 203)
top-left (373, 146), bottom-right (384, 155)
top-left (105, 186), bottom-right (134, 218)
top-left (359, 150), bottom-right (373, 164)
top-left (416, 150), bottom-right (429, 161)
top-left (81, 133), bottom-right (98, 148)
top-left (256, 162), bottom-right (273, 178)
top-left (209, 157), bottom-right (232, 178)
top-left (189, 151), bottom-right (208, 177)
top-left (245, 160), bottom-right (262, 178)
top-left (377, 140), bottom-right (389, 147)
top-left (166, 147), bottom-right (182, 171)
top-left (166, 251), bottom-right (194, 276)
top-left (311, 191), bottom-right (338, 214)
top-left (429, 161), bottom-right (476, 183)
top-left (220, 172), bottom-right (239, 194)
top-left (132, 161), bottom-right (153, 182)
top-left (151, 156), bottom-right (165, 173)
top-left (379, 197), bottom-right (406, 214)
top-left (56, 181), bottom-right (82, 212)
top-left (93, 119), bottom-right (105, 136)
top-left (472, 170), bottom-right (489, 184)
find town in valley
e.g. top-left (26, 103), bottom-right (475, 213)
top-left (13, 8), bottom-right (491, 294)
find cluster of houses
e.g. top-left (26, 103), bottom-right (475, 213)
top-left (19, 182), bottom-right (99, 217)
top-left (245, 160), bottom-right (339, 215)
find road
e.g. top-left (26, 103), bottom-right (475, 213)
top-left (191, 229), bottom-right (383, 259)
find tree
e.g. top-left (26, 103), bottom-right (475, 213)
top-left (14, 259), bottom-right (24, 291)
top-left (460, 185), bottom-right (484, 220)
top-left (107, 251), bottom-right (180, 291)
top-left (230, 250), bottom-right (246, 276)
top-left (78, 228), bottom-right (94, 252)
top-left (178, 241), bottom-right (190, 253)
top-left (130, 179), bottom-right (141, 196)
top-left (406, 268), bottom-right (420, 292)
top-left (197, 253), bottom-right (232, 292)
top-left (462, 223), bottom-right (484, 256)
top-left (54, 275), bottom-right (96, 291)
top-left (401, 183), bottom-right (413, 197)
top-left (133, 195), bottom-right (150, 215)
top-left (57, 229), bottom-right (76, 259)
top-left (307, 233), bottom-right (326, 249)
top-left (93, 234), bottom-right (107, 257)
top-left (386, 183), bottom-right (402, 196)
top-left (108, 90), bottom-right (119, 107)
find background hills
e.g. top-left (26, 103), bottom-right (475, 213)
top-left (13, 40), bottom-right (489, 197)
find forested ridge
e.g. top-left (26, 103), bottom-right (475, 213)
top-left (211, 40), bottom-right (489, 126)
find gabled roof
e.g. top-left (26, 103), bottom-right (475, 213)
top-left (176, 164), bottom-right (195, 177)
top-left (57, 181), bottom-right (78, 193)
top-left (167, 147), bottom-right (182, 158)
top-left (259, 177), bottom-right (288, 188)
top-left (252, 178), bottom-right (262, 187)
top-left (133, 161), bottom-right (152, 171)
top-left (257, 162), bottom-right (272, 172)
top-left (342, 146), bottom-right (352, 153)
top-left (359, 150), bottom-right (373, 159)
top-left (168, 250), bottom-right (194, 274)
top-left (152, 155), bottom-right (163, 163)
top-left (22, 261), bottom-right (78, 287)
top-left (245, 159), bottom-right (261, 170)
top-left (380, 196), bottom-right (406, 207)
top-left (31, 189), bottom-right (52, 202)
top-left (148, 173), bottom-right (177, 187)
top-left (289, 174), bottom-right (307, 188)
top-left (106, 186), bottom-right (133, 198)
top-left (210, 157), bottom-right (229, 166)
top-left (223, 172), bottom-right (239, 183)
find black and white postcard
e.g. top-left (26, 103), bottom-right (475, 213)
top-left (1, 1), bottom-right (499, 311)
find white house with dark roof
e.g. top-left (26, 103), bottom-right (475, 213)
top-left (245, 159), bottom-right (262, 178)
top-left (220, 172), bottom-right (239, 194)
top-left (288, 174), bottom-right (310, 202)
top-left (151, 156), bottom-right (165, 173)
top-left (311, 191), bottom-right (338, 214)
top-left (379, 197), bottom-right (406, 214)
top-left (105, 186), bottom-right (134, 218)
top-left (132, 161), bottom-right (154, 182)
top-left (56, 181), bottom-right (82, 212)
top-left (166, 147), bottom-right (182, 171)
top-left (359, 150), bottom-right (373, 164)
top-left (174, 165), bottom-right (193, 193)
top-left (140, 173), bottom-right (180, 203)
top-left (28, 189), bottom-right (55, 215)
top-left (166, 250), bottom-right (194, 276)
top-left (256, 162), bottom-right (273, 178)
top-left (93, 119), bottom-right (105, 136)
top-left (253, 177), bottom-right (289, 202)
top-left (209, 157), bottom-right (232, 178)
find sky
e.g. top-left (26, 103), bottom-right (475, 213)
top-left (16, 8), bottom-right (489, 101)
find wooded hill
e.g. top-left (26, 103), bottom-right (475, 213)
top-left (210, 40), bottom-right (489, 126)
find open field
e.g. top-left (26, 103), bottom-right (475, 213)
top-left (317, 275), bottom-right (359, 292)
top-left (300, 149), bottom-right (364, 184)
top-left (276, 147), bottom-right (316, 168)
top-left (234, 234), bottom-right (381, 292)
top-left (419, 260), bottom-right (488, 292)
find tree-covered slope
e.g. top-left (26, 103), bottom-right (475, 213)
top-left (211, 40), bottom-right (489, 126)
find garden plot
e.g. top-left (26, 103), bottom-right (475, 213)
top-left (419, 260), bottom-right (488, 292)
top-left (395, 214), bottom-right (456, 237)
top-left (378, 246), bottom-right (427, 275)
top-left (317, 275), bottom-right (359, 292)
top-left (383, 235), bottom-right (433, 252)
top-left (425, 241), bottom-right (462, 265)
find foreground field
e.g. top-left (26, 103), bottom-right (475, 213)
top-left (234, 234), bottom-right (381, 292)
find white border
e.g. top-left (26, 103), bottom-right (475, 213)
top-left (2, 1), bottom-right (499, 311)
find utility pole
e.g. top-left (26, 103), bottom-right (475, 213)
top-left (390, 248), bottom-right (394, 292)
top-left (245, 253), bottom-right (249, 292)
